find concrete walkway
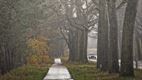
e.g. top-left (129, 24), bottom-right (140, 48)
top-left (43, 58), bottom-right (73, 80)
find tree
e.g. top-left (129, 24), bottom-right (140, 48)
top-left (107, 0), bottom-right (119, 73)
top-left (0, 0), bottom-right (60, 74)
top-left (97, 0), bottom-right (109, 71)
top-left (58, 0), bottom-right (98, 63)
top-left (0, 0), bottom-right (22, 74)
top-left (120, 0), bottom-right (139, 76)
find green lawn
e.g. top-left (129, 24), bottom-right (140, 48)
top-left (66, 64), bottom-right (142, 80)
top-left (1, 63), bottom-right (142, 80)
top-left (0, 64), bottom-right (50, 80)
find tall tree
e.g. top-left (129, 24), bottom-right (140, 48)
top-left (97, 0), bottom-right (109, 71)
top-left (107, 0), bottom-right (119, 73)
top-left (59, 0), bottom-right (98, 63)
top-left (120, 0), bottom-right (139, 76)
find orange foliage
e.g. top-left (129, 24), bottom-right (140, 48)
top-left (27, 36), bottom-right (50, 65)
top-left (27, 36), bottom-right (48, 55)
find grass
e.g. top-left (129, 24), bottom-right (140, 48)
top-left (0, 64), bottom-right (51, 80)
top-left (1, 59), bottom-right (142, 80)
top-left (66, 63), bottom-right (142, 80)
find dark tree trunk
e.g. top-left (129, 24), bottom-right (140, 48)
top-left (107, 0), bottom-right (119, 73)
top-left (68, 29), bottom-right (76, 62)
top-left (79, 29), bottom-right (88, 63)
top-left (97, 0), bottom-right (109, 71)
top-left (120, 0), bottom-right (138, 77)
top-left (136, 38), bottom-right (142, 60)
top-left (139, 39), bottom-right (142, 60)
top-left (68, 28), bottom-right (88, 63)
top-left (83, 29), bottom-right (88, 63)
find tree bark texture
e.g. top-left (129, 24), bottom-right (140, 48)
top-left (120, 0), bottom-right (138, 76)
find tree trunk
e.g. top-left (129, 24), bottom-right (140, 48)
top-left (139, 39), bottom-right (142, 60)
top-left (97, 0), bottom-right (109, 71)
top-left (68, 29), bottom-right (76, 62)
top-left (136, 38), bottom-right (142, 60)
top-left (68, 28), bottom-right (88, 63)
top-left (107, 0), bottom-right (119, 73)
top-left (120, 0), bottom-right (138, 76)
top-left (79, 29), bottom-right (88, 63)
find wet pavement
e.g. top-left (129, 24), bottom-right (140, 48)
top-left (43, 58), bottom-right (73, 80)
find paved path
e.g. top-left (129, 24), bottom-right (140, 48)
top-left (43, 58), bottom-right (73, 80)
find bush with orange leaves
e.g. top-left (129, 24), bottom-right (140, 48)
top-left (27, 36), bottom-right (52, 66)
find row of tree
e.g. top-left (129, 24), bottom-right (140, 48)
top-left (0, 0), bottom-right (141, 77)
top-left (52, 0), bottom-right (140, 77)
top-left (97, 0), bottom-right (139, 76)
top-left (0, 0), bottom-right (27, 74)
top-left (52, 0), bottom-right (99, 63)
top-left (45, 0), bottom-right (141, 77)
top-left (0, 0), bottom-right (65, 75)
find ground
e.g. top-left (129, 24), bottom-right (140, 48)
top-left (66, 63), bottom-right (142, 80)
top-left (43, 58), bottom-right (71, 80)
top-left (0, 64), bottom-right (51, 80)
top-left (0, 61), bottom-right (142, 80)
